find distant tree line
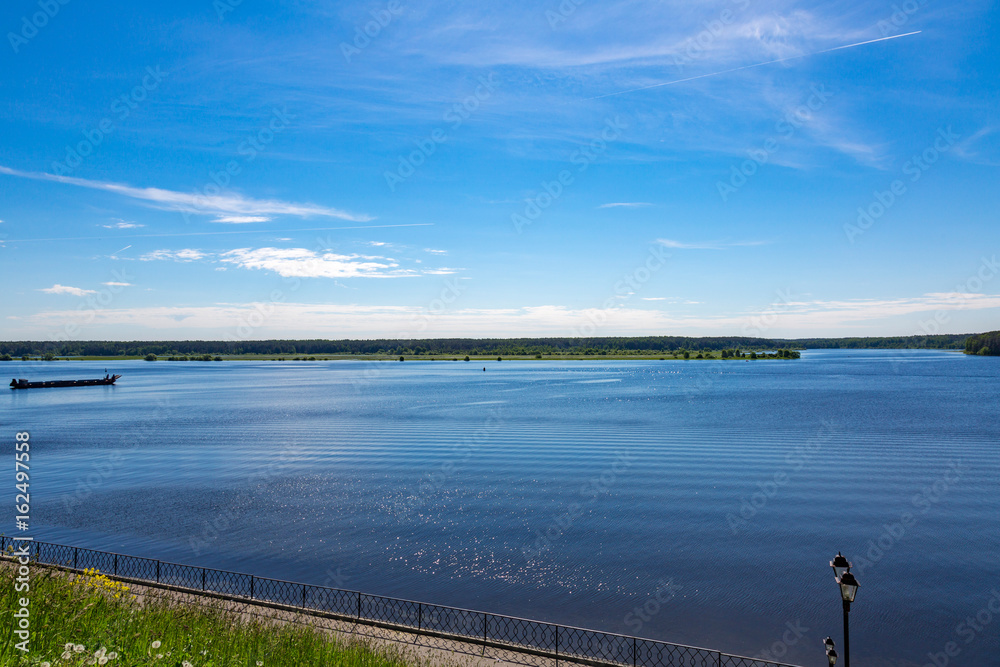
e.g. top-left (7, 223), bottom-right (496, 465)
top-left (0, 334), bottom-right (972, 359)
top-left (964, 331), bottom-right (1000, 356)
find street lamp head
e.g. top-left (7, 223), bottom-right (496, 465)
top-left (823, 637), bottom-right (835, 652)
top-left (826, 648), bottom-right (838, 666)
top-left (837, 571), bottom-right (860, 603)
top-left (830, 552), bottom-right (851, 580)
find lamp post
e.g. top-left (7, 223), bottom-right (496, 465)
top-left (823, 637), bottom-right (838, 666)
top-left (830, 553), bottom-right (859, 667)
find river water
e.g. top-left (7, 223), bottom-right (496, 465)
top-left (4, 350), bottom-right (998, 666)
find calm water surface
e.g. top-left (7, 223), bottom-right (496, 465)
top-left (3, 350), bottom-right (998, 666)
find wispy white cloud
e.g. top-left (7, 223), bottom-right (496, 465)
top-left (38, 284), bottom-right (96, 296)
top-left (599, 202), bottom-right (651, 209)
top-left (100, 219), bottom-right (144, 229)
top-left (102, 281), bottom-right (132, 287)
top-left (424, 248), bottom-right (448, 254)
top-left (954, 126), bottom-right (1000, 166)
top-left (0, 165), bottom-right (372, 222)
top-left (213, 215), bottom-right (271, 223)
top-left (219, 247), bottom-right (418, 279)
top-left (657, 238), bottom-right (769, 250)
top-left (140, 249), bottom-right (209, 262)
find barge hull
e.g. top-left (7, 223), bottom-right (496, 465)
top-left (10, 375), bottom-right (121, 389)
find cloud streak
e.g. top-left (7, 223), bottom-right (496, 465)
top-left (0, 165), bottom-right (372, 222)
top-left (38, 284), bottom-right (96, 296)
top-left (220, 247), bottom-right (420, 279)
top-left (657, 238), bottom-right (769, 250)
top-left (586, 31), bottom-right (923, 100)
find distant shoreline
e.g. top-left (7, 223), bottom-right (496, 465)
top-left (6, 349), bottom-right (976, 363)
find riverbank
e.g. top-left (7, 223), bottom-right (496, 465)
top-left (0, 563), bottom-right (496, 667)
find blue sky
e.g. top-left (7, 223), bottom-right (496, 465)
top-left (1, 0), bottom-right (998, 340)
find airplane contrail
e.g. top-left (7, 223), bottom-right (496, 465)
top-left (586, 31), bottom-right (922, 101)
top-left (5, 223), bottom-right (434, 243)
top-left (113, 244), bottom-right (133, 254)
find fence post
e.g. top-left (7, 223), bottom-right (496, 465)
top-left (113, 554), bottom-right (118, 576)
top-left (73, 547), bottom-right (78, 570)
top-left (555, 625), bottom-right (559, 666)
top-left (155, 560), bottom-right (160, 583)
top-left (357, 592), bottom-right (362, 620)
top-left (418, 603), bottom-right (422, 630)
top-left (202, 568), bottom-right (206, 591)
top-left (302, 585), bottom-right (306, 608)
top-left (250, 576), bottom-right (255, 600)
top-left (633, 637), bottom-right (637, 667)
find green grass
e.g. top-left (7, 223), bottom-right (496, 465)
top-left (1, 566), bottom-right (416, 667)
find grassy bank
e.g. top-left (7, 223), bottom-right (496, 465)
top-left (0, 566), bottom-right (413, 667)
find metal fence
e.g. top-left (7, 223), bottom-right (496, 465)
top-left (0, 536), bottom-right (800, 667)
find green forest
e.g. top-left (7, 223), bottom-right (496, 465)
top-left (964, 331), bottom-right (1000, 356)
top-left (0, 333), bottom-right (973, 360)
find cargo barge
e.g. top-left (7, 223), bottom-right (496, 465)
top-left (9, 374), bottom-right (121, 389)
